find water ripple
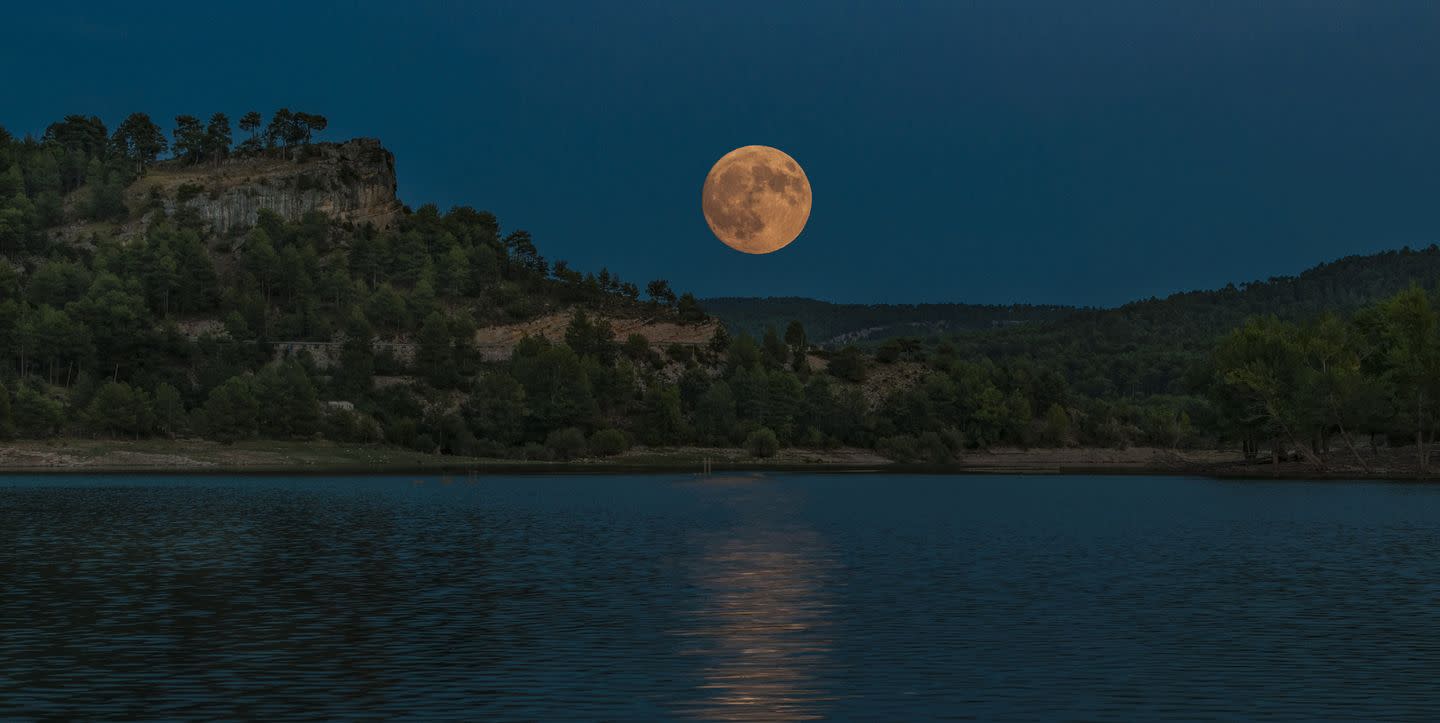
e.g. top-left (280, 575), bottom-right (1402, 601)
top-left (3, 474), bottom-right (1440, 719)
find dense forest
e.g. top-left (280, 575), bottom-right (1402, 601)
top-left (1, 110), bottom-right (1438, 469)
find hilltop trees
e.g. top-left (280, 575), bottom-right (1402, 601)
top-left (151, 110), bottom-right (331, 163)
top-left (237, 111), bottom-right (264, 154)
top-left (204, 113), bottom-right (232, 165)
top-left (111, 113), bottom-right (167, 172)
top-left (264, 109), bottom-right (329, 149)
top-left (646, 279), bottom-right (677, 309)
top-left (173, 113), bottom-right (237, 165)
top-left (172, 115), bottom-right (206, 163)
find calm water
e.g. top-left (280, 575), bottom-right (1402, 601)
top-left (4, 473), bottom-right (1440, 720)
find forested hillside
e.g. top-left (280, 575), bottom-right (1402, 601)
top-left (1, 109), bottom-right (1438, 471)
top-left (0, 111), bottom-right (712, 458)
top-left (948, 246), bottom-right (1440, 398)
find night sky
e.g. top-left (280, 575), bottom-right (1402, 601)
top-left (4, 1), bottom-right (1440, 306)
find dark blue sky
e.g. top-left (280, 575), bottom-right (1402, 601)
top-left (4, 1), bottom-right (1440, 306)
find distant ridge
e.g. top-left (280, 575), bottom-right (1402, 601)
top-left (704, 245), bottom-right (1440, 349)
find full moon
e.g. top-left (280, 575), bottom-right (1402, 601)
top-left (702, 145), bottom-right (812, 254)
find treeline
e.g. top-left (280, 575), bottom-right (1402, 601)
top-left (0, 108), bottom-right (331, 243)
top-left (1205, 286), bottom-right (1440, 471)
top-left (0, 111), bottom-right (711, 456)
top-left (0, 203), bottom-right (703, 454)
top-left (945, 245), bottom-right (1440, 399)
top-left (2, 109), bottom-right (1435, 465)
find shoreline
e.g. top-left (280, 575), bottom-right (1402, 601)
top-left (0, 439), bottom-right (1433, 480)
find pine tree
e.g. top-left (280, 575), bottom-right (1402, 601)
top-left (172, 115), bottom-right (206, 163)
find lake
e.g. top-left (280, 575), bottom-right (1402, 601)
top-left (3, 472), bottom-right (1440, 720)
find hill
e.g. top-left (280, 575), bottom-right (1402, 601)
top-left (948, 245), bottom-right (1440, 397)
top-left (2, 109), bottom-right (1439, 476)
top-left (706, 246), bottom-right (1440, 399)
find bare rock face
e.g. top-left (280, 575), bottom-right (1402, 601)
top-left (142, 138), bottom-right (402, 236)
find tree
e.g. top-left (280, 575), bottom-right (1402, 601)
top-left (203, 376), bottom-right (259, 443)
top-left (294, 112), bottom-right (328, 144)
top-left (266, 108), bottom-right (296, 148)
top-left (153, 383), bottom-right (186, 437)
top-left (1043, 403), bottom-right (1072, 447)
top-left (677, 292), bottom-right (705, 322)
top-left (828, 346), bottom-right (867, 382)
top-left (204, 113), bottom-right (232, 165)
top-left (1211, 317), bottom-right (1319, 467)
top-left (13, 385), bottom-right (64, 438)
top-left (0, 382), bottom-right (14, 439)
top-left (43, 115), bottom-right (108, 190)
top-left (243, 227), bottom-right (280, 305)
top-left (640, 384), bottom-right (686, 445)
top-left (389, 231), bottom-right (429, 285)
top-left (27, 305), bottom-right (90, 386)
top-left (417, 312), bottom-right (457, 387)
top-left (511, 342), bottom-right (596, 434)
top-left (589, 428), bottom-right (629, 456)
top-left (237, 111), bottom-right (264, 153)
top-left (762, 326), bottom-right (790, 370)
top-left (708, 324), bottom-right (731, 355)
top-left (83, 159), bottom-right (128, 221)
top-left (784, 320), bottom-right (808, 371)
top-left (254, 361), bottom-right (319, 438)
top-left (694, 381), bottom-right (738, 443)
top-left (0, 196), bottom-right (36, 255)
top-left (503, 230), bottom-right (544, 274)
top-left (745, 427), bottom-right (780, 458)
top-left (27, 260), bottom-right (92, 308)
top-left (111, 113), bottom-right (168, 172)
top-left (1374, 288), bottom-right (1440, 470)
top-left (1299, 314), bottom-right (1383, 469)
top-left (564, 309), bottom-right (616, 362)
top-left (465, 370), bottom-right (528, 445)
top-left (0, 163), bottom-right (22, 198)
top-left (172, 115), bottom-right (205, 163)
top-left (44, 115), bottom-right (109, 157)
top-left (85, 381), bottom-right (154, 438)
top-left (726, 333), bottom-right (763, 373)
top-left (337, 309), bottom-right (375, 395)
top-left (646, 279), bottom-right (677, 309)
top-left (437, 246), bottom-right (470, 297)
top-left (764, 372), bottom-right (804, 442)
top-left (364, 284), bottom-right (408, 329)
top-left (544, 427), bottom-right (587, 460)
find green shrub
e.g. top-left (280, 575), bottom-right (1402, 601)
top-left (589, 428), bottom-right (629, 456)
top-left (174, 182), bottom-right (204, 203)
top-left (876, 434), bottom-right (920, 462)
top-left (827, 346), bottom-right (867, 382)
top-left (545, 427), bottom-right (588, 460)
top-left (918, 431), bottom-right (955, 463)
top-left (745, 427), bottom-right (780, 458)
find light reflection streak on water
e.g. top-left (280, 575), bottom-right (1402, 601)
top-left (672, 476), bottom-right (837, 720)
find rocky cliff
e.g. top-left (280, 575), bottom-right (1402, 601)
top-left (128, 138), bottom-right (402, 236)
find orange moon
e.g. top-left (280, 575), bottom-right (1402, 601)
top-left (702, 145), bottom-right (812, 254)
